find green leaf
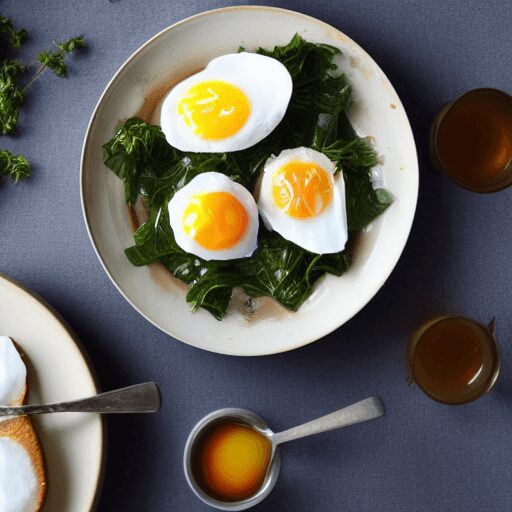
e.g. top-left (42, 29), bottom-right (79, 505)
top-left (37, 51), bottom-right (67, 77)
top-left (37, 36), bottom-right (86, 77)
top-left (313, 113), bottom-right (392, 230)
top-left (234, 230), bottom-right (349, 311)
top-left (125, 207), bottom-right (179, 265)
top-left (103, 118), bottom-right (252, 206)
top-left (344, 169), bottom-right (393, 232)
top-left (103, 118), bottom-right (176, 205)
top-left (323, 137), bottom-right (392, 231)
top-left (0, 16), bottom-right (28, 49)
top-left (56, 36), bottom-right (86, 54)
top-left (0, 60), bottom-right (24, 135)
top-left (257, 34), bottom-right (351, 116)
top-left (311, 113), bottom-right (338, 150)
top-left (0, 149), bottom-right (31, 182)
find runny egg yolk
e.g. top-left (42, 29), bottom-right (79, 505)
top-left (271, 160), bottom-right (333, 219)
top-left (177, 80), bottom-right (251, 140)
top-left (182, 191), bottom-right (249, 250)
top-left (192, 422), bottom-right (272, 502)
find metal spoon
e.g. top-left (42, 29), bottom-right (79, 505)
top-left (184, 396), bottom-right (384, 511)
top-left (0, 383), bottom-right (161, 416)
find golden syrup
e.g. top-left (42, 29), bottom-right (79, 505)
top-left (434, 89), bottom-right (512, 190)
top-left (410, 317), bottom-right (499, 404)
top-left (191, 421), bottom-right (272, 502)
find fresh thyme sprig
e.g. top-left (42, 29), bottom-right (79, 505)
top-left (0, 29), bottom-right (86, 135)
top-left (0, 149), bottom-right (31, 183)
top-left (0, 14), bottom-right (86, 188)
top-left (0, 60), bottom-right (24, 135)
top-left (22, 36), bottom-right (87, 92)
top-left (36, 36), bottom-right (86, 78)
top-left (0, 15), bottom-right (28, 49)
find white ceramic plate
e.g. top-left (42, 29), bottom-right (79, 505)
top-left (0, 274), bottom-right (105, 511)
top-left (81, 6), bottom-right (418, 356)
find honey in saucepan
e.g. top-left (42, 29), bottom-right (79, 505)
top-left (191, 420), bottom-right (272, 502)
top-left (408, 316), bottom-right (500, 404)
top-left (431, 88), bottom-right (512, 192)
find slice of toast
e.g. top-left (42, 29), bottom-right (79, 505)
top-left (0, 342), bottom-right (47, 512)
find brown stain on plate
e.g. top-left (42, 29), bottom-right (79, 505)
top-left (149, 263), bottom-right (189, 294)
top-left (349, 56), bottom-right (373, 80)
top-left (135, 67), bottom-right (203, 123)
top-left (230, 289), bottom-right (290, 322)
top-left (345, 231), bottom-right (363, 262)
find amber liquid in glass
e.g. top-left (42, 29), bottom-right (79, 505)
top-left (191, 420), bottom-right (272, 502)
top-left (435, 89), bottom-right (512, 188)
top-left (411, 317), bottom-right (498, 404)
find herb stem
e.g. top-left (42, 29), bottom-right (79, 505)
top-left (22, 64), bottom-right (47, 92)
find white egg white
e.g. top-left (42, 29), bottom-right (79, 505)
top-left (0, 336), bottom-right (26, 407)
top-left (160, 53), bottom-right (292, 153)
top-left (258, 147), bottom-right (348, 254)
top-left (168, 172), bottom-right (259, 261)
top-left (0, 438), bottom-right (38, 512)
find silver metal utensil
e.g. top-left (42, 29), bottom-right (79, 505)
top-left (0, 382), bottom-right (161, 416)
top-left (184, 396), bottom-right (385, 511)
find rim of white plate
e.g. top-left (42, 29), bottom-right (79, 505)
top-left (80, 6), bottom-right (419, 356)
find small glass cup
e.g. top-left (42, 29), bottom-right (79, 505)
top-left (407, 315), bottom-right (500, 405)
top-left (430, 88), bottom-right (512, 193)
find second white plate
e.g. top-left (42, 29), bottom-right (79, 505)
top-left (0, 274), bottom-right (105, 511)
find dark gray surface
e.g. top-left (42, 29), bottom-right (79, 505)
top-left (2, 1), bottom-right (512, 511)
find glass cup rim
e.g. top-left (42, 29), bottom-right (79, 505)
top-left (430, 88), bottom-right (512, 193)
top-left (407, 314), bottom-right (501, 405)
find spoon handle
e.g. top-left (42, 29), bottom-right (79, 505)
top-left (272, 396), bottom-right (384, 446)
top-left (0, 383), bottom-right (161, 416)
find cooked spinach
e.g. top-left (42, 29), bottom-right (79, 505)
top-left (103, 35), bottom-right (392, 320)
top-left (317, 112), bottom-right (393, 231)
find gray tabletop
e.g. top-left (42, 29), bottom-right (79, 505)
top-left (2, 0), bottom-right (512, 511)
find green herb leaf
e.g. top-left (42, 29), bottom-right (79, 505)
top-left (0, 16), bottom-right (28, 49)
top-left (344, 177), bottom-right (393, 232)
top-left (37, 51), bottom-right (67, 77)
top-left (37, 36), bottom-right (86, 77)
top-left (0, 149), bottom-right (31, 182)
top-left (0, 60), bottom-right (24, 135)
top-left (257, 34), bottom-right (351, 116)
top-left (56, 36), bottom-right (86, 54)
top-left (232, 230), bottom-right (349, 311)
top-left (103, 118), bottom-right (253, 206)
top-left (322, 130), bottom-right (392, 231)
top-left (103, 118), bottom-right (176, 205)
